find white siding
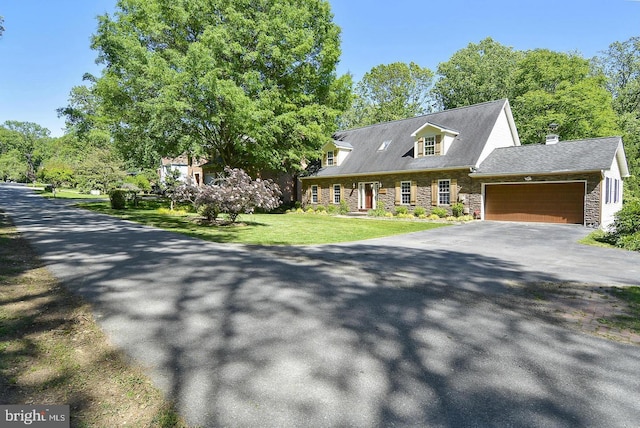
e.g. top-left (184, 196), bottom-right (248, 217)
top-left (337, 149), bottom-right (351, 165)
top-left (601, 157), bottom-right (624, 230)
top-left (476, 106), bottom-right (519, 166)
top-left (160, 164), bottom-right (189, 183)
top-left (442, 133), bottom-right (456, 155)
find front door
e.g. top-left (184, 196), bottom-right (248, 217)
top-left (365, 183), bottom-right (374, 209)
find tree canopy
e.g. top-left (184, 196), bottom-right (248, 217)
top-left (90, 0), bottom-right (350, 173)
top-left (431, 39), bottom-right (619, 146)
top-left (1, 121), bottom-right (50, 182)
top-left (596, 36), bottom-right (640, 200)
top-left (433, 38), bottom-right (521, 110)
top-left (340, 62), bottom-right (434, 128)
top-left (511, 49), bottom-right (619, 145)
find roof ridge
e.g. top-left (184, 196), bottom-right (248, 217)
top-left (336, 99), bottom-right (507, 132)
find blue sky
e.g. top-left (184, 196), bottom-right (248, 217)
top-left (1, 0), bottom-right (639, 137)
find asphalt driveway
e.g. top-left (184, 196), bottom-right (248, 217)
top-left (1, 183), bottom-right (640, 427)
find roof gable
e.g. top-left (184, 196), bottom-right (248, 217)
top-left (312, 99), bottom-right (513, 178)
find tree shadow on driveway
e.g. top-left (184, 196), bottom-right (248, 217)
top-left (2, 185), bottom-right (640, 427)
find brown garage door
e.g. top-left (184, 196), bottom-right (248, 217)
top-left (485, 183), bottom-right (585, 224)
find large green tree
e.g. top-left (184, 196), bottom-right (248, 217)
top-left (433, 37), bottom-right (521, 110)
top-left (596, 37), bottom-right (640, 200)
top-left (1, 121), bottom-right (50, 182)
top-left (511, 49), bottom-right (619, 145)
top-left (340, 62), bottom-right (434, 128)
top-left (90, 0), bottom-right (350, 173)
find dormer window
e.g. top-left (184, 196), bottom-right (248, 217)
top-left (322, 140), bottom-right (353, 167)
top-left (424, 136), bottom-right (436, 156)
top-left (411, 122), bottom-right (459, 158)
top-left (326, 151), bottom-right (334, 166)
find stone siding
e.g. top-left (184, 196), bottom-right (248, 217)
top-left (302, 169), bottom-right (473, 216)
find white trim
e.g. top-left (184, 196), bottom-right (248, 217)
top-left (400, 180), bottom-right (411, 205)
top-left (299, 166), bottom-right (474, 180)
top-left (310, 185), bottom-right (318, 204)
top-left (438, 179), bottom-right (451, 206)
top-left (411, 122), bottom-right (459, 137)
top-left (332, 183), bottom-right (341, 204)
top-left (358, 182), bottom-right (378, 210)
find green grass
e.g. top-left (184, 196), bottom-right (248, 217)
top-left (579, 230), bottom-right (616, 248)
top-left (37, 188), bottom-right (108, 199)
top-left (598, 287), bottom-right (640, 333)
top-left (78, 201), bottom-right (450, 245)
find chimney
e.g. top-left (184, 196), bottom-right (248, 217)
top-left (545, 134), bottom-right (559, 145)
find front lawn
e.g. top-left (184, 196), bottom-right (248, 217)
top-left (79, 201), bottom-right (450, 245)
top-left (36, 187), bottom-right (108, 199)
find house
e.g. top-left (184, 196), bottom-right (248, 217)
top-left (159, 155), bottom-right (299, 204)
top-left (300, 99), bottom-right (630, 228)
top-left (159, 155), bottom-right (207, 185)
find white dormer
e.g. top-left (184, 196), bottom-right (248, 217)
top-left (410, 122), bottom-right (459, 158)
top-left (322, 140), bottom-right (353, 167)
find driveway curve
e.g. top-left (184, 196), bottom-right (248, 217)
top-left (1, 183), bottom-right (639, 427)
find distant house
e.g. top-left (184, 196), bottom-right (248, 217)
top-left (159, 155), bottom-right (298, 205)
top-left (159, 155), bottom-right (207, 186)
top-left (300, 99), bottom-right (629, 228)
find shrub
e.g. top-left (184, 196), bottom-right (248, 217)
top-left (315, 205), bottom-right (326, 212)
top-left (395, 206), bottom-right (409, 215)
top-left (326, 204), bottom-right (338, 214)
top-left (431, 207), bottom-right (448, 218)
top-left (414, 206), bottom-right (426, 217)
top-left (109, 190), bottom-right (127, 210)
top-left (445, 216), bottom-right (457, 221)
top-left (384, 212), bottom-right (394, 218)
top-left (397, 213), bottom-right (414, 219)
top-left (451, 202), bottom-right (465, 217)
top-left (427, 214), bottom-right (440, 220)
top-left (618, 231), bottom-right (640, 251)
top-left (339, 200), bottom-right (350, 215)
top-left (157, 208), bottom-right (188, 216)
top-left (605, 201), bottom-right (640, 251)
top-left (458, 215), bottom-right (475, 222)
top-left (194, 167), bottom-right (281, 223)
top-left (368, 206), bottom-right (387, 217)
top-left (306, 207), bottom-right (315, 213)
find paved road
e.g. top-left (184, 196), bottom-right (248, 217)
top-left (2, 183), bottom-right (640, 427)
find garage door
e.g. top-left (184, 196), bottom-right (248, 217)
top-left (485, 183), bottom-right (585, 224)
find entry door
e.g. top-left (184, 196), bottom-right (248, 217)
top-left (365, 184), bottom-right (374, 209)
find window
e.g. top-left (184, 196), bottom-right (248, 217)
top-left (327, 151), bottom-right (334, 166)
top-left (424, 136), bottom-right (436, 156)
top-left (614, 179), bottom-right (620, 203)
top-left (438, 180), bottom-right (450, 205)
top-left (605, 177), bottom-right (611, 204)
top-left (401, 181), bottom-right (411, 205)
top-left (378, 140), bottom-right (392, 151)
top-left (333, 184), bottom-right (341, 204)
top-left (311, 185), bottom-right (318, 204)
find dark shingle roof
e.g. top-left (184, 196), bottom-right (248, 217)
top-left (473, 137), bottom-right (623, 176)
top-left (312, 99), bottom-right (509, 178)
